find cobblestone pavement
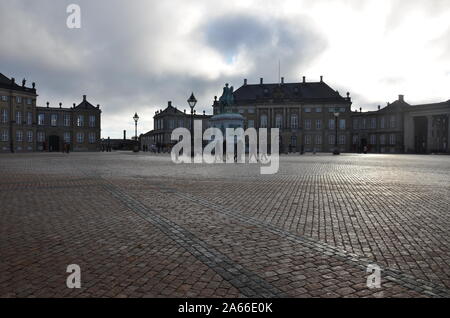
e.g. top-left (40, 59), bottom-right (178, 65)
top-left (0, 152), bottom-right (449, 298)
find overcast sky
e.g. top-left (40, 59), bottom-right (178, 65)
top-left (1, 0), bottom-right (449, 138)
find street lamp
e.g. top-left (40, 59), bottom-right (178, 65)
top-left (187, 93), bottom-right (197, 157)
top-left (333, 110), bottom-right (340, 155)
top-left (133, 113), bottom-right (139, 140)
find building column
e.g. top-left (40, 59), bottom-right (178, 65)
top-left (426, 115), bottom-right (433, 153)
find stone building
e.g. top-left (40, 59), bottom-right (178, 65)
top-left (351, 95), bottom-right (450, 154)
top-left (0, 74), bottom-right (38, 152)
top-left (0, 73), bottom-right (101, 153)
top-left (212, 77), bottom-right (353, 153)
top-left (141, 101), bottom-right (211, 152)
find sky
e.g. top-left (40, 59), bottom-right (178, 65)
top-left (0, 0), bottom-right (449, 138)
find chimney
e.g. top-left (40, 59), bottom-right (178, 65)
top-left (46, 102), bottom-right (49, 108)
top-left (360, 107), bottom-right (362, 112)
top-left (378, 105), bottom-right (381, 110)
top-left (59, 102), bottom-right (62, 108)
top-left (244, 79), bottom-right (247, 86)
top-left (399, 94), bottom-right (404, 102)
top-left (83, 95), bottom-right (87, 101)
top-left (184, 109), bottom-right (186, 113)
top-left (203, 110), bottom-right (206, 116)
top-left (73, 103), bottom-right (76, 108)
top-left (32, 82), bottom-right (35, 89)
top-left (260, 78), bottom-right (263, 85)
top-left (123, 130), bottom-right (126, 140)
top-left (346, 92), bottom-right (350, 99)
top-left (22, 79), bottom-right (26, 87)
top-left (281, 77), bottom-right (284, 84)
top-left (97, 104), bottom-right (100, 109)
top-left (11, 78), bottom-right (15, 85)
top-left (302, 76), bottom-right (306, 83)
top-left (320, 76), bottom-right (323, 82)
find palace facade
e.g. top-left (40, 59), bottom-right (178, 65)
top-left (0, 73), bottom-right (102, 153)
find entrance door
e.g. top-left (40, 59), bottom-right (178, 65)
top-left (414, 117), bottom-right (427, 153)
top-left (49, 135), bottom-right (60, 152)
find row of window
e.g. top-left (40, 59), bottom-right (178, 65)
top-left (0, 96), bottom-right (33, 104)
top-left (353, 116), bottom-right (396, 130)
top-left (299, 135), bottom-right (346, 146)
top-left (37, 114), bottom-right (96, 127)
top-left (1, 110), bottom-right (97, 127)
top-left (236, 107), bottom-right (346, 114)
top-left (258, 115), bottom-right (346, 130)
top-left (352, 134), bottom-right (397, 145)
top-left (0, 130), bottom-right (97, 143)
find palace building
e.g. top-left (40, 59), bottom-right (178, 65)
top-left (0, 73), bottom-right (101, 153)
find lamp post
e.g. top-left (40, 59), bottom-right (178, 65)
top-left (187, 92), bottom-right (197, 157)
top-left (133, 113), bottom-right (139, 152)
top-left (333, 110), bottom-right (340, 155)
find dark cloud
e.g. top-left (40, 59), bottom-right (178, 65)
top-left (202, 13), bottom-right (327, 80)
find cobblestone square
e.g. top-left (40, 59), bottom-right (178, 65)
top-left (0, 152), bottom-right (449, 298)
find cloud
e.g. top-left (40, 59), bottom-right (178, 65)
top-left (0, 0), bottom-right (448, 138)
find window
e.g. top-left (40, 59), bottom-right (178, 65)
top-left (304, 135), bottom-right (311, 145)
top-left (16, 130), bottom-right (23, 142)
top-left (64, 132), bottom-right (71, 143)
top-left (260, 114), bottom-right (268, 128)
top-left (370, 135), bottom-right (376, 145)
top-left (89, 115), bottom-right (96, 127)
top-left (248, 107), bottom-right (255, 114)
top-left (362, 118), bottom-right (367, 129)
top-left (316, 107), bottom-right (322, 113)
top-left (380, 117), bottom-right (385, 129)
top-left (390, 134), bottom-right (396, 145)
top-left (291, 135), bottom-right (297, 147)
top-left (328, 134), bottom-right (335, 145)
top-left (339, 119), bottom-right (346, 130)
top-left (304, 107), bottom-right (311, 113)
top-left (352, 135), bottom-right (358, 145)
top-left (51, 114), bottom-right (58, 127)
top-left (77, 132), bottom-right (84, 143)
top-left (26, 98), bottom-right (32, 105)
top-left (380, 135), bottom-right (386, 145)
top-left (38, 114), bottom-right (45, 125)
top-left (390, 116), bottom-right (396, 128)
top-left (1, 130), bottom-right (8, 142)
top-left (315, 135), bottom-right (322, 145)
top-left (16, 111), bottom-right (22, 125)
top-left (89, 132), bottom-right (96, 144)
top-left (64, 114), bottom-right (71, 127)
top-left (339, 107), bottom-right (346, 113)
top-left (178, 119), bottom-right (184, 128)
top-left (291, 114), bottom-right (298, 129)
top-left (316, 119), bottom-right (322, 129)
top-left (16, 96), bottom-right (22, 103)
top-left (37, 132), bottom-right (45, 142)
top-left (275, 114), bottom-right (283, 128)
top-left (169, 119), bottom-right (175, 129)
top-left (353, 118), bottom-right (359, 129)
top-left (1, 109), bottom-right (8, 123)
top-left (328, 107), bottom-right (335, 113)
top-left (27, 131), bottom-right (33, 143)
top-left (371, 118), bottom-right (376, 129)
top-left (247, 120), bottom-right (254, 128)
top-left (238, 108), bottom-right (244, 114)
top-left (304, 119), bottom-right (311, 129)
top-left (77, 115), bottom-right (84, 127)
top-left (1, 96), bottom-right (7, 102)
top-left (328, 119), bottom-right (335, 129)
top-left (27, 112), bottom-right (33, 125)
top-left (339, 135), bottom-right (346, 145)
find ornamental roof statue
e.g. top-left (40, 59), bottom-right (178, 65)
top-left (218, 83), bottom-right (235, 113)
